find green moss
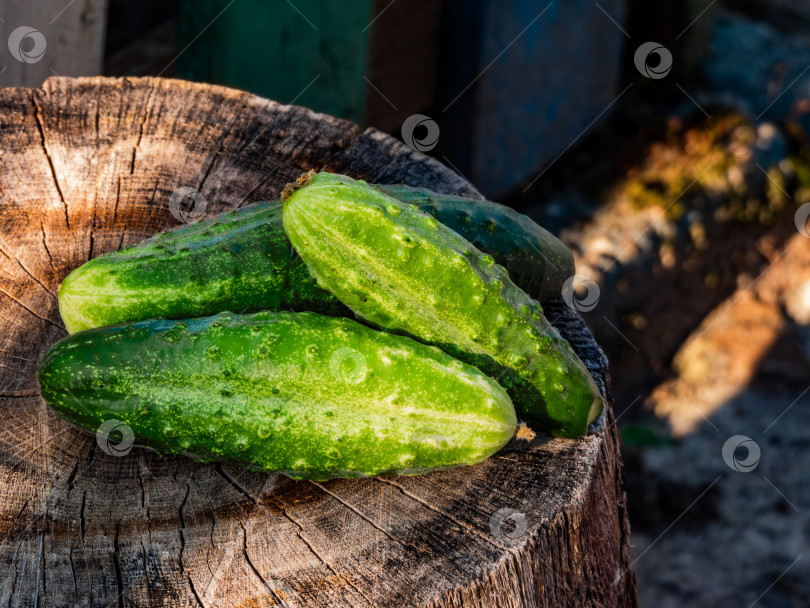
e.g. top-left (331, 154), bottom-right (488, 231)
top-left (622, 111), bottom-right (810, 232)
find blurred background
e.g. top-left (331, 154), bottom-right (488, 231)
top-left (2, 0), bottom-right (809, 605)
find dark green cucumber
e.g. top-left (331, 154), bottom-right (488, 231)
top-left (59, 187), bottom-right (571, 333)
top-left (378, 184), bottom-right (574, 302)
top-left (38, 311), bottom-right (516, 480)
top-left (283, 172), bottom-right (602, 438)
top-left (58, 202), bottom-right (348, 334)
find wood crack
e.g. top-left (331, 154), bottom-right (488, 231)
top-left (68, 548), bottom-right (78, 597)
top-left (111, 176), bottom-right (123, 233)
top-left (213, 464), bottom-right (257, 503)
top-left (6, 536), bottom-right (25, 607)
top-left (0, 350), bottom-right (33, 364)
top-left (34, 531), bottom-right (43, 606)
top-left (233, 167), bottom-right (283, 209)
top-left (79, 492), bottom-right (86, 547)
top-left (0, 241), bottom-right (58, 299)
top-left (374, 478), bottom-right (505, 551)
top-left (234, 117), bottom-right (360, 209)
top-left (263, 494), bottom-right (372, 606)
top-left (86, 443), bottom-right (97, 468)
top-left (113, 520), bottom-right (124, 608)
top-left (30, 94), bottom-right (70, 231)
top-left (0, 391), bottom-right (41, 398)
top-left (0, 287), bottom-right (61, 330)
top-left (11, 500), bottom-right (30, 525)
top-left (177, 482), bottom-right (207, 608)
top-left (195, 98), bottom-right (249, 194)
top-left (190, 476), bottom-right (223, 549)
top-left (137, 464), bottom-right (146, 510)
top-left (139, 458), bottom-right (156, 604)
top-left (239, 522), bottom-right (280, 599)
top-left (38, 221), bottom-right (56, 272)
top-left (141, 541), bottom-right (153, 606)
top-left (136, 177), bottom-right (161, 239)
top-left (185, 478), bottom-right (217, 579)
top-left (130, 84), bottom-right (155, 176)
top-left (87, 224), bottom-right (96, 263)
top-left (308, 481), bottom-right (413, 552)
top-left (64, 463), bottom-right (79, 494)
top-left (6, 423), bottom-right (76, 473)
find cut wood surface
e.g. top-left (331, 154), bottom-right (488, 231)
top-left (0, 77), bottom-right (638, 607)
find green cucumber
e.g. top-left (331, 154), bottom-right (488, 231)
top-left (58, 202), bottom-right (348, 334)
top-left (283, 172), bottom-right (602, 438)
top-left (378, 184), bottom-right (574, 303)
top-left (38, 311), bottom-right (516, 480)
top-left (59, 187), bottom-right (571, 333)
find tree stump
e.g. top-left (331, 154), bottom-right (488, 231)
top-left (0, 77), bottom-right (638, 608)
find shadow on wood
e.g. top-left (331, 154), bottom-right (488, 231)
top-left (0, 77), bottom-right (638, 607)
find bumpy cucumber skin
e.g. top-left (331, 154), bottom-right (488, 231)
top-left (283, 173), bottom-right (602, 438)
top-left (378, 184), bottom-right (574, 303)
top-left (38, 311), bottom-right (516, 480)
top-left (58, 202), bottom-right (348, 334)
top-left (59, 188), bottom-right (570, 334)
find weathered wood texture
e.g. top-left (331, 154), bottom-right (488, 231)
top-left (0, 76), bottom-right (638, 607)
top-left (0, 0), bottom-right (108, 87)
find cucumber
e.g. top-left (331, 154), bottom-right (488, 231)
top-left (58, 202), bottom-right (348, 334)
top-left (378, 184), bottom-right (574, 303)
top-left (37, 311), bottom-right (517, 480)
top-left (283, 172), bottom-right (602, 438)
top-left (59, 187), bottom-right (571, 333)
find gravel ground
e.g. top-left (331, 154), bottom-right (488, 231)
top-left (626, 380), bottom-right (810, 608)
